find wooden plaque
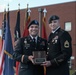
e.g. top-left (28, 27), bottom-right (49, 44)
top-left (32, 51), bottom-right (46, 64)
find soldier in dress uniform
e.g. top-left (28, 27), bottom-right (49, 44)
top-left (42, 15), bottom-right (72, 75)
top-left (13, 20), bottom-right (47, 75)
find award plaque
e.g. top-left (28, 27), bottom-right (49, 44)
top-left (32, 51), bottom-right (46, 64)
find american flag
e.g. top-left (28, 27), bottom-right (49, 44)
top-left (0, 9), bottom-right (6, 75)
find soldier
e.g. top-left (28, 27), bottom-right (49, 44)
top-left (42, 15), bottom-right (72, 75)
top-left (13, 20), bottom-right (47, 75)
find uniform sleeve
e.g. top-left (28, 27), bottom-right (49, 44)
top-left (51, 31), bottom-right (72, 66)
top-left (13, 38), bottom-right (29, 63)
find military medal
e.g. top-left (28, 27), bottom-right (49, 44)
top-left (52, 36), bottom-right (58, 44)
top-left (24, 39), bottom-right (30, 49)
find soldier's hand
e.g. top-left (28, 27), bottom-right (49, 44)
top-left (41, 61), bottom-right (51, 67)
top-left (28, 55), bottom-right (34, 64)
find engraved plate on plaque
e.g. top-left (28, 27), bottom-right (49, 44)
top-left (33, 51), bottom-right (46, 64)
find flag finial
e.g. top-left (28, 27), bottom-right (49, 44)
top-left (27, 8), bottom-right (31, 16)
top-left (7, 4), bottom-right (9, 11)
top-left (27, 4), bottom-right (29, 8)
top-left (43, 8), bottom-right (47, 17)
top-left (18, 3), bottom-right (20, 9)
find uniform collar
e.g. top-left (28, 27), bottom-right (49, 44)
top-left (52, 26), bottom-right (60, 33)
top-left (30, 35), bottom-right (38, 42)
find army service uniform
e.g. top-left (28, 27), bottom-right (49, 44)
top-left (13, 36), bottom-right (47, 75)
top-left (47, 28), bottom-right (72, 75)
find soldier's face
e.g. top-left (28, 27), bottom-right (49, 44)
top-left (28, 25), bottom-right (39, 37)
top-left (49, 20), bottom-right (60, 31)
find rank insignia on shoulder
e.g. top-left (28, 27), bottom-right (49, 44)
top-left (64, 40), bottom-right (69, 48)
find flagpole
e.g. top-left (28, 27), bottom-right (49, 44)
top-left (38, 8), bottom-right (43, 37)
top-left (23, 4), bottom-right (29, 30)
top-left (43, 8), bottom-right (47, 75)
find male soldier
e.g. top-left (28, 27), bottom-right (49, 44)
top-left (13, 20), bottom-right (47, 75)
top-left (42, 15), bottom-right (72, 75)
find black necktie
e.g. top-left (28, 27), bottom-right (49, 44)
top-left (33, 38), bottom-right (36, 47)
top-left (33, 38), bottom-right (36, 44)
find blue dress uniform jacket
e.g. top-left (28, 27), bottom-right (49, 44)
top-left (13, 36), bottom-right (47, 75)
top-left (47, 28), bottom-right (72, 75)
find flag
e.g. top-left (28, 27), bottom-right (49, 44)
top-left (23, 5), bottom-right (31, 37)
top-left (42, 16), bottom-right (47, 39)
top-left (14, 9), bottom-right (21, 41)
top-left (0, 9), bottom-right (6, 75)
top-left (0, 29), bottom-right (3, 54)
top-left (14, 9), bottom-right (21, 75)
top-left (42, 13), bottom-right (47, 75)
top-left (3, 8), bottom-right (14, 75)
top-left (0, 37), bottom-right (2, 54)
top-left (0, 9), bottom-right (6, 54)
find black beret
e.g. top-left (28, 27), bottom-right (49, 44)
top-left (28, 20), bottom-right (39, 28)
top-left (49, 15), bottom-right (59, 24)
